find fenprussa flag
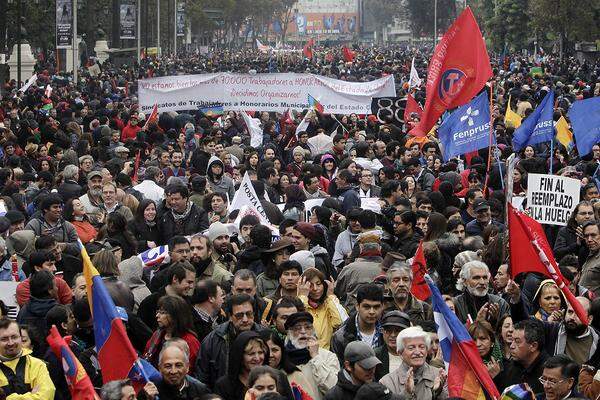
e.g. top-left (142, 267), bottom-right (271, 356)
top-left (569, 97), bottom-right (600, 156)
top-left (512, 90), bottom-right (554, 151)
top-left (438, 91), bottom-right (493, 161)
top-left (410, 7), bottom-right (492, 136)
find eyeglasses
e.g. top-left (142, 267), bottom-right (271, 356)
top-left (538, 377), bottom-right (567, 387)
top-left (233, 311), bottom-right (254, 319)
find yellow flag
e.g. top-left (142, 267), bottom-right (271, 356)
top-left (555, 115), bottom-right (573, 149)
top-left (504, 96), bottom-right (522, 129)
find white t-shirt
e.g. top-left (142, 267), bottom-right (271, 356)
top-left (360, 331), bottom-right (375, 346)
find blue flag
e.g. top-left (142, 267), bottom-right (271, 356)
top-left (512, 90), bottom-right (555, 151)
top-left (569, 97), bottom-right (600, 156)
top-left (439, 92), bottom-right (492, 161)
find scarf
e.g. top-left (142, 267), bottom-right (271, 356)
top-left (171, 201), bottom-right (192, 222)
top-left (285, 342), bottom-right (311, 366)
top-left (194, 257), bottom-right (212, 277)
top-left (145, 220), bottom-right (156, 227)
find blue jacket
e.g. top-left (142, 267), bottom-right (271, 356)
top-left (0, 258), bottom-right (25, 282)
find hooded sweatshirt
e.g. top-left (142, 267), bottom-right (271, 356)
top-left (6, 230), bottom-right (36, 270)
top-left (206, 155), bottom-right (236, 200)
top-left (118, 256), bottom-right (151, 312)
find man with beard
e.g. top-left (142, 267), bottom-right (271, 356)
top-left (206, 156), bottom-right (236, 200)
top-left (190, 235), bottom-right (232, 288)
top-left (284, 312), bottom-right (340, 400)
top-left (384, 262), bottom-right (432, 325)
top-left (325, 341), bottom-right (382, 400)
top-left (158, 184), bottom-right (209, 242)
top-left (163, 150), bottom-right (186, 181)
top-left (208, 221), bottom-right (237, 272)
top-left (79, 170), bottom-right (105, 227)
top-left (195, 293), bottom-right (266, 389)
top-left (453, 261), bottom-right (511, 325)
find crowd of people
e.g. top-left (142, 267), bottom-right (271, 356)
top-left (0, 42), bottom-right (598, 400)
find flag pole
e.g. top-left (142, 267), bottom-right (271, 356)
top-left (483, 82), bottom-right (494, 197)
top-left (549, 138), bottom-right (554, 175)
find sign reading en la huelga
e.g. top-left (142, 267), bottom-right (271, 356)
top-left (526, 173), bottom-right (580, 226)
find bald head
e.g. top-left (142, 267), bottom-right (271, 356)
top-left (564, 296), bottom-right (593, 331)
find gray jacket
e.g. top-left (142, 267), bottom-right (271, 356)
top-left (332, 228), bottom-right (359, 268)
top-left (380, 361), bottom-right (448, 400)
top-left (25, 217), bottom-right (80, 256)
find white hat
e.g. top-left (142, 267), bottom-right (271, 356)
top-left (290, 250), bottom-right (315, 271)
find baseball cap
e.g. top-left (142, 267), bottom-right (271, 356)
top-left (344, 341), bottom-right (381, 369)
top-left (87, 170), bottom-right (103, 180)
top-left (355, 382), bottom-right (404, 400)
top-left (381, 311), bottom-right (411, 330)
top-left (473, 198), bottom-right (490, 212)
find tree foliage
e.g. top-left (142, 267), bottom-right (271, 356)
top-left (529, 0), bottom-right (600, 44)
top-left (406, 0), bottom-right (457, 38)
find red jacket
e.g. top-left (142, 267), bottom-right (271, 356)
top-left (16, 276), bottom-right (73, 307)
top-left (121, 123), bottom-right (141, 142)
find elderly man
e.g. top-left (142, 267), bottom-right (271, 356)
top-left (579, 221), bottom-right (600, 297)
top-left (285, 312), bottom-right (340, 400)
top-left (379, 326), bottom-right (448, 399)
top-left (374, 311), bottom-right (411, 380)
top-left (101, 379), bottom-right (158, 400)
top-left (384, 261), bottom-right (433, 325)
top-left (538, 355), bottom-right (584, 400)
top-left (57, 164), bottom-right (82, 202)
top-left (453, 261), bottom-right (510, 326)
top-left (79, 170), bottom-right (105, 226)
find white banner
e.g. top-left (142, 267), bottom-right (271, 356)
top-left (19, 74), bottom-right (37, 92)
top-left (138, 73), bottom-right (396, 114)
top-left (229, 173), bottom-right (270, 223)
top-left (526, 173), bottom-right (580, 226)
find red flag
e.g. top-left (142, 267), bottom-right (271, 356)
top-left (342, 46), bottom-right (355, 62)
top-left (410, 7), bottom-right (492, 137)
top-left (132, 150), bottom-right (141, 183)
top-left (411, 242), bottom-right (431, 301)
top-left (46, 326), bottom-right (100, 400)
top-left (404, 93), bottom-right (424, 123)
top-left (303, 38), bottom-right (314, 59)
top-left (508, 204), bottom-right (589, 325)
top-left (143, 104), bottom-right (158, 131)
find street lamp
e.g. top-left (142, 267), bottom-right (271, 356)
top-left (7, 0), bottom-right (23, 87)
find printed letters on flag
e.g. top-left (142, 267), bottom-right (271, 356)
top-left (504, 95), bottom-right (522, 129)
top-left (569, 97), bottom-right (600, 156)
top-left (425, 274), bottom-right (500, 400)
top-left (439, 91), bottom-right (493, 161)
top-left (409, 57), bottom-right (422, 89)
top-left (512, 90), bottom-right (555, 151)
top-left (410, 242), bottom-right (431, 301)
top-left (19, 74), bottom-right (37, 92)
top-left (240, 111), bottom-right (263, 148)
top-left (508, 204), bottom-right (589, 325)
top-left (229, 173), bottom-right (270, 223)
top-left (46, 325), bottom-right (100, 400)
top-left (410, 7), bottom-right (492, 137)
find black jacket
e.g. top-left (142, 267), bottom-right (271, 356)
top-left (195, 321), bottom-right (267, 389)
top-left (139, 376), bottom-right (210, 400)
top-left (324, 370), bottom-right (361, 400)
top-left (58, 179), bottom-right (82, 203)
top-left (330, 312), bottom-right (383, 366)
top-left (157, 204), bottom-right (209, 245)
top-left (236, 246), bottom-right (266, 275)
top-left (138, 287), bottom-right (167, 330)
top-left (129, 220), bottom-right (160, 252)
top-left (260, 198), bottom-right (285, 225)
top-left (393, 230), bottom-right (422, 259)
top-left (496, 352), bottom-right (548, 394)
top-left (374, 345), bottom-right (390, 381)
top-left (17, 297), bottom-right (58, 339)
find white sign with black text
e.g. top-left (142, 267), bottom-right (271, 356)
top-left (526, 173), bottom-right (580, 226)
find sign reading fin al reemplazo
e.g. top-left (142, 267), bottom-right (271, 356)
top-left (438, 91), bottom-right (493, 161)
top-left (56, 0), bottom-right (72, 48)
top-left (526, 173), bottom-right (580, 226)
top-left (138, 73), bottom-right (396, 114)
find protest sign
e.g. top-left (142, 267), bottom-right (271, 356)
top-left (371, 97), bottom-right (404, 125)
top-left (526, 173), bottom-right (579, 226)
top-left (138, 73), bottom-right (396, 114)
top-left (229, 173), bottom-right (270, 223)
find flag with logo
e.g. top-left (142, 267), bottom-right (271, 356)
top-left (409, 57), bottom-right (422, 90)
top-left (410, 7), bottom-right (492, 137)
top-left (555, 115), bottom-right (573, 150)
top-left (504, 95), bottom-right (522, 129)
top-left (426, 274), bottom-right (500, 400)
top-left (508, 204), bottom-right (589, 325)
top-left (569, 97), bottom-right (600, 156)
top-left (512, 90), bottom-right (554, 151)
top-left (439, 91), bottom-right (493, 161)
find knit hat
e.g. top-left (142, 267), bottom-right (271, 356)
top-left (290, 250), bottom-right (315, 271)
top-left (293, 222), bottom-right (316, 240)
top-left (208, 222), bottom-right (229, 243)
top-left (292, 146), bottom-right (305, 156)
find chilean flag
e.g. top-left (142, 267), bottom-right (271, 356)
top-left (425, 274), bottom-right (500, 400)
top-left (81, 242), bottom-right (160, 385)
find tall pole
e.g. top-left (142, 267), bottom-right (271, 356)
top-left (157, 0), bottom-right (160, 56)
top-left (17, 0), bottom-right (21, 88)
top-left (173, 0), bottom-right (176, 56)
top-left (434, 0), bottom-right (437, 45)
top-left (73, 0), bottom-right (78, 84)
top-left (137, 0), bottom-right (141, 61)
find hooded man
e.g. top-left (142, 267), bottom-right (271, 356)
top-left (207, 155), bottom-right (236, 201)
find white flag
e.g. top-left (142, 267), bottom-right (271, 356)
top-left (409, 57), bottom-right (422, 89)
top-left (240, 111), bottom-right (263, 148)
top-left (45, 85), bottom-right (53, 98)
top-left (256, 39), bottom-right (271, 53)
top-left (229, 173), bottom-right (270, 222)
top-left (19, 74), bottom-right (37, 92)
top-left (295, 110), bottom-right (312, 137)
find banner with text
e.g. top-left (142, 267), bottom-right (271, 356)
top-left (371, 97), bottom-right (405, 125)
top-left (176, 2), bottom-right (185, 36)
top-left (526, 173), bottom-right (579, 226)
top-left (56, 0), bottom-right (73, 48)
top-left (119, 0), bottom-right (137, 40)
top-left (138, 73), bottom-right (396, 114)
